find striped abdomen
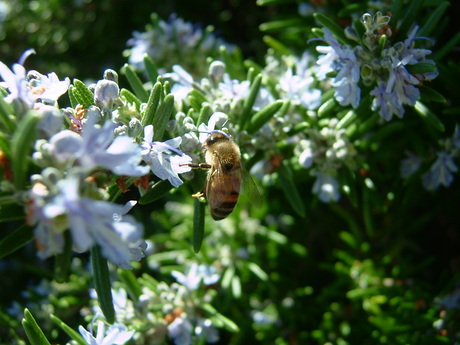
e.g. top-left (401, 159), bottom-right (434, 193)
top-left (207, 170), bottom-right (241, 220)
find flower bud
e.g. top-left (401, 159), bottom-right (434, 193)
top-left (94, 79), bottom-right (120, 109)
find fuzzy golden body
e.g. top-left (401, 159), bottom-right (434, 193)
top-left (203, 132), bottom-right (242, 220)
top-left (187, 130), bottom-right (261, 220)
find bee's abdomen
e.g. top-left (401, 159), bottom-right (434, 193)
top-left (209, 175), bottom-right (240, 220)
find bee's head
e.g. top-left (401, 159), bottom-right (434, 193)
top-left (204, 130), bottom-right (231, 147)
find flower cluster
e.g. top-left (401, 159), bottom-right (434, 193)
top-left (401, 124), bottom-right (460, 191)
top-left (315, 12), bottom-right (439, 121)
top-left (87, 263), bottom-right (222, 345)
top-left (0, 52), bottom-right (194, 268)
top-left (294, 118), bottom-right (357, 202)
top-left (125, 13), bottom-right (233, 77)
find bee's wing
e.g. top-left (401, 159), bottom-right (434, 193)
top-left (240, 161), bottom-right (262, 208)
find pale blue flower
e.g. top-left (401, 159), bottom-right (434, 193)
top-left (79, 320), bottom-right (135, 345)
top-left (141, 125), bottom-right (192, 187)
top-left (316, 28), bottom-right (361, 108)
top-left (400, 151), bottom-right (422, 179)
top-left (422, 152), bottom-right (458, 191)
top-left (453, 124), bottom-right (460, 149)
top-left (48, 121), bottom-right (149, 176)
top-left (370, 81), bottom-right (404, 121)
top-left (36, 105), bottom-right (64, 138)
top-left (196, 319), bottom-right (220, 343)
top-left (312, 172), bottom-right (341, 203)
top-left (31, 175), bottom-right (146, 269)
top-left (168, 316), bottom-right (193, 345)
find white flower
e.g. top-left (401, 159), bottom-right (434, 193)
top-left (279, 68), bottom-right (321, 110)
top-left (171, 263), bottom-right (220, 290)
top-left (141, 125), bottom-right (192, 187)
top-left (197, 112), bottom-right (229, 143)
top-left (297, 139), bottom-right (314, 169)
top-left (27, 70), bottom-right (70, 107)
top-left (0, 49), bottom-right (36, 108)
top-left (48, 121), bottom-right (149, 176)
top-left (312, 172), bottom-right (341, 203)
top-left (79, 320), bottom-right (135, 345)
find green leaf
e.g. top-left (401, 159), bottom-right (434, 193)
top-left (0, 202), bottom-right (25, 222)
top-left (54, 231), bottom-right (72, 283)
top-left (72, 79), bottom-right (94, 108)
top-left (213, 312), bottom-right (239, 333)
top-left (277, 162), bottom-right (305, 217)
top-left (418, 1), bottom-right (450, 37)
top-left (50, 314), bottom-right (87, 345)
top-left (139, 179), bottom-right (174, 204)
top-left (22, 309), bottom-right (51, 345)
top-left (231, 275), bottom-right (242, 298)
top-left (11, 111), bottom-right (41, 190)
top-left (406, 62), bottom-right (437, 75)
top-left (67, 85), bottom-right (78, 108)
top-left (317, 98), bottom-right (337, 118)
top-left (239, 74), bottom-right (262, 130)
top-left (313, 13), bottom-right (354, 46)
top-left (420, 85), bottom-right (446, 103)
top-left (197, 103), bottom-right (212, 126)
top-left (122, 64), bottom-right (149, 102)
top-left (0, 224), bottom-right (33, 259)
top-left (247, 100), bottom-right (283, 134)
top-left (396, 0), bottom-right (424, 40)
top-left (0, 96), bottom-right (15, 133)
top-left (433, 31), bottom-right (460, 62)
top-left (247, 262), bottom-right (268, 281)
top-left (262, 35), bottom-right (291, 55)
top-left (141, 81), bottom-right (163, 127)
top-left (336, 110), bottom-right (357, 130)
top-left (390, 0), bottom-right (403, 30)
top-left (152, 94), bottom-right (175, 141)
top-left (117, 269), bottom-right (142, 301)
top-left (193, 198), bottom-right (206, 254)
top-left (90, 245), bottom-right (115, 324)
top-left (414, 100), bottom-right (445, 132)
top-left (259, 19), bottom-right (303, 32)
top-left (221, 266), bottom-right (234, 289)
top-left (337, 3), bottom-right (367, 18)
top-left (143, 54), bottom-right (158, 83)
top-left (360, 121), bottom-right (405, 148)
top-left (120, 88), bottom-right (142, 110)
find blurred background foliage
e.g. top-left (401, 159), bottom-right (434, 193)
top-left (1, 0), bottom-right (460, 344)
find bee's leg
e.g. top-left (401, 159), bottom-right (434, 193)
top-left (183, 163), bottom-right (211, 170)
top-left (192, 189), bottom-right (205, 198)
top-left (180, 162), bottom-right (209, 198)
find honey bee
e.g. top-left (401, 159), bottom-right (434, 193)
top-left (188, 130), bottom-right (261, 220)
